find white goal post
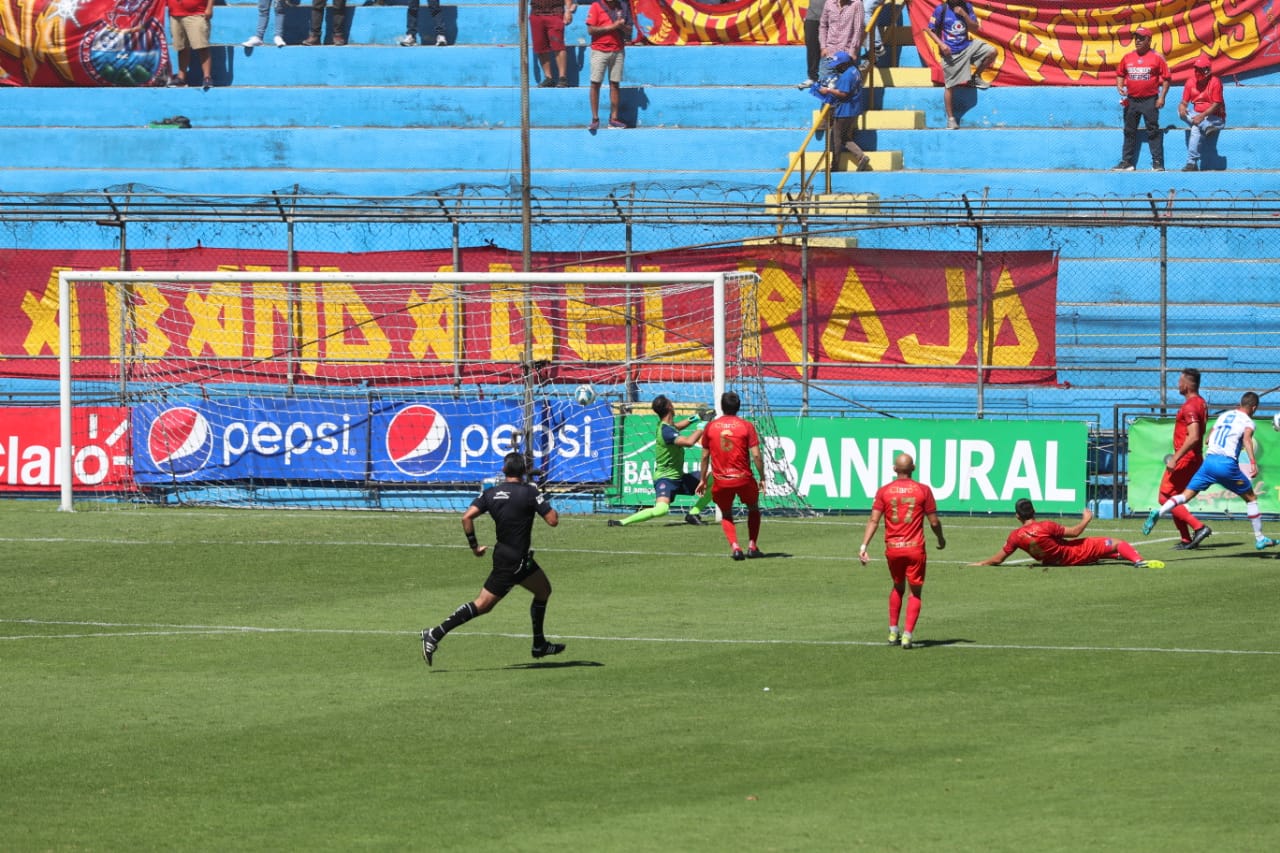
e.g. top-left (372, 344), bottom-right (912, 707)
top-left (57, 269), bottom-right (768, 512)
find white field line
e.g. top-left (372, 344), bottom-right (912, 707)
top-left (0, 533), bottom-right (1190, 567)
top-left (2, 619), bottom-right (1276, 657)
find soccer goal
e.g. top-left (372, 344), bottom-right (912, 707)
top-left (55, 269), bottom-right (803, 512)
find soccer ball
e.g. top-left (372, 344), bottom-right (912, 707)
top-left (574, 384), bottom-right (596, 406)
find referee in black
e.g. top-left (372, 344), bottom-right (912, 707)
top-left (421, 451), bottom-right (566, 666)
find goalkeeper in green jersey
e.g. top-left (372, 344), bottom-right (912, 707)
top-left (608, 394), bottom-right (715, 527)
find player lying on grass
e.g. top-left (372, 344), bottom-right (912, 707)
top-left (972, 499), bottom-right (1164, 570)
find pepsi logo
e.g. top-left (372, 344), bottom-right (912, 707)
top-left (146, 406), bottom-right (214, 478)
top-left (386, 404), bottom-right (451, 477)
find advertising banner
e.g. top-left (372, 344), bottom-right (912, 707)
top-left (0, 406), bottom-right (132, 491)
top-left (131, 398), bottom-right (372, 484)
top-left (2, 245), bottom-right (1058, 386)
top-left (1, 0), bottom-right (169, 86)
top-left (617, 415), bottom-right (1089, 512)
top-left (1127, 417), bottom-right (1280, 513)
top-left (368, 399), bottom-right (612, 484)
top-left (909, 0), bottom-right (1280, 86)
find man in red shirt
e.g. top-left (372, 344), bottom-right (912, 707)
top-left (858, 453), bottom-right (945, 649)
top-left (697, 391), bottom-right (766, 560)
top-left (1159, 367), bottom-right (1212, 549)
top-left (1178, 55), bottom-right (1226, 171)
top-left (1112, 26), bottom-right (1171, 171)
top-left (973, 500), bottom-right (1163, 570)
top-left (167, 0), bottom-right (215, 89)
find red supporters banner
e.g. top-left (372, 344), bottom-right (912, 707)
top-left (631, 0), bottom-right (803, 45)
top-left (0, 0), bottom-right (169, 86)
top-left (0, 246), bottom-right (1057, 385)
top-left (909, 0), bottom-right (1280, 86)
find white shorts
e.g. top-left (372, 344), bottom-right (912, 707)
top-left (589, 49), bottom-right (624, 85)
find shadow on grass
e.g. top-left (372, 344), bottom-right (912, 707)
top-left (909, 638), bottom-right (974, 649)
top-left (505, 660), bottom-right (606, 670)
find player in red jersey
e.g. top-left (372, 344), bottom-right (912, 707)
top-left (858, 453), bottom-right (945, 649)
top-left (1159, 367), bottom-right (1212, 549)
top-left (697, 391), bottom-right (766, 560)
top-left (972, 499), bottom-right (1163, 570)
top-left (1113, 25), bottom-right (1171, 171)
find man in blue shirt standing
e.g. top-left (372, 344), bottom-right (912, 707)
top-left (922, 0), bottom-right (996, 129)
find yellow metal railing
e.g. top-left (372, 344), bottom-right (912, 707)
top-left (776, 0), bottom-right (899, 202)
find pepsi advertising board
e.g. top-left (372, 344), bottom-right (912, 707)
top-left (132, 397), bottom-right (613, 485)
top-left (132, 399), bottom-right (371, 483)
top-left (369, 399), bottom-right (612, 483)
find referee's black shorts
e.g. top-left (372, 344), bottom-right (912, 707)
top-left (483, 546), bottom-right (543, 597)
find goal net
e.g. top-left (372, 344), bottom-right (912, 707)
top-left (56, 269), bottom-right (809, 513)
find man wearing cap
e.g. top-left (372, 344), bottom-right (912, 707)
top-left (820, 0), bottom-right (865, 70)
top-left (1177, 55), bottom-right (1226, 171)
top-left (1113, 26), bottom-right (1171, 171)
top-left (817, 51), bottom-right (872, 171)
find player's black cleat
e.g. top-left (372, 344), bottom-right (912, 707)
top-left (607, 519), bottom-right (622, 527)
top-left (747, 547), bottom-right (763, 559)
top-left (531, 641), bottom-right (566, 659)
top-left (1189, 525), bottom-right (1213, 549)
top-left (421, 630), bottom-right (438, 667)
top-left (684, 513), bottom-right (703, 526)
top-left (731, 548), bottom-right (746, 561)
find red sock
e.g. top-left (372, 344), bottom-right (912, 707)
top-left (905, 595), bottom-right (922, 634)
top-left (888, 587), bottom-right (903, 628)
top-left (747, 509), bottom-right (761, 543)
top-left (1115, 540), bottom-right (1141, 563)
top-left (1170, 503), bottom-right (1200, 540)
top-left (720, 518), bottom-right (739, 549)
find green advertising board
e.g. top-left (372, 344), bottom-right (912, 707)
top-left (613, 415), bottom-right (1089, 513)
top-left (1128, 417), bottom-right (1280, 513)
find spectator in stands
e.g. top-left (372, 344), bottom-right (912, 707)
top-left (586, 0), bottom-right (632, 132)
top-left (304, 0), bottom-right (348, 46)
top-left (817, 51), bottom-right (872, 171)
top-left (399, 0), bottom-right (449, 47)
top-left (820, 0), bottom-right (865, 70)
top-left (1177, 55), bottom-right (1225, 172)
top-left (167, 0), bottom-right (215, 89)
top-left (864, 0), bottom-right (888, 60)
top-left (799, 0), bottom-right (827, 88)
top-left (242, 0), bottom-right (287, 48)
top-left (922, 0), bottom-right (995, 130)
top-left (1112, 26), bottom-right (1171, 171)
top-left (530, 0), bottom-right (577, 85)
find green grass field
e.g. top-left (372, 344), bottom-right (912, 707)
top-left (3, 500), bottom-right (1280, 852)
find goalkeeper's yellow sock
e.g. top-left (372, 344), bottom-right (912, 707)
top-left (620, 503), bottom-right (670, 526)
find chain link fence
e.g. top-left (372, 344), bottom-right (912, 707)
top-left (3, 183), bottom-right (1278, 510)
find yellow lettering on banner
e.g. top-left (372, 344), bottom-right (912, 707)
top-left (185, 283), bottom-right (245, 358)
top-left (21, 267), bottom-right (79, 356)
top-left (565, 282), bottom-right (626, 361)
top-left (131, 284), bottom-right (174, 360)
top-left (488, 268), bottom-right (554, 363)
top-left (1214, 4), bottom-right (1260, 60)
top-left (250, 282), bottom-right (291, 360)
top-left (755, 264), bottom-right (805, 372)
top-left (820, 268), bottom-right (889, 364)
top-left (323, 282), bottom-right (392, 365)
top-left (738, 262), bottom-right (762, 358)
top-left (407, 283), bottom-right (456, 361)
top-left (984, 268), bottom-right (1038, 366)
top-left (295, 273), bottom-right (333, 376)
top-left (898, 268), bottom-right (967, 365)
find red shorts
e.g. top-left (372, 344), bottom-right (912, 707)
top-left (1159, 457), bottom-right (1200, 498)
top-left (530, 13), bottom-right (566, 54)
top-left (1046, 537), bottom-right (1116, 566)
top-left (712, 480), bottom-right (760, 518)
top-left (886, 547), bottom-right (926, 587)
